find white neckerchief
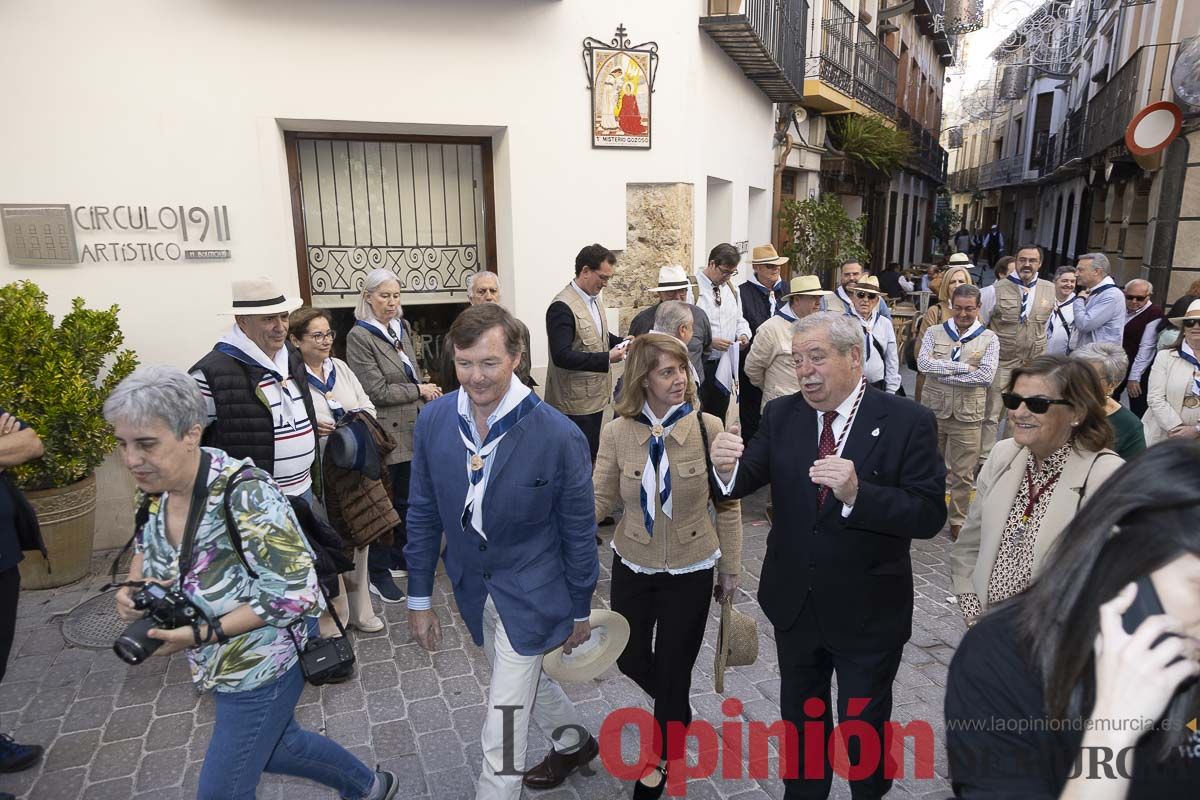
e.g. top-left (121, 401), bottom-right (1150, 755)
top-left (1125, 303), bottom-right (1150, 323)
top-left (365, 317), bottom-right (416, 376)
top-left (639, 401), bottom-right (688, 530)
top-left (305, 358), bottom-right (343, 419)
top-left (570, 280), bottom-right (604, 333)
top-left (777, 303), bottom-right (797, 321)
top-left (221, 324), bottom-right (303, 424)
top-left (456, 375), bottom-right (533, 538)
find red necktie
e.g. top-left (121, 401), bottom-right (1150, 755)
top-left (817, 411), bottom-right (838, 507)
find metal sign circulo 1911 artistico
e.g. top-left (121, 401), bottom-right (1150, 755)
top-left (582, 24), bottom-right (659, 150)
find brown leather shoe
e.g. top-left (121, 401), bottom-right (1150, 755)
top-left (522, 735), bottom-right (599, 789)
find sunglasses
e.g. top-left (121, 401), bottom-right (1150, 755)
top-left (1001, 392), bottom-right (1072, 414)
top-left (1124, 294), bottom-right (1148, 301)
top-left (1183, 319), bottom-right (1200, 329)
top-left (853, 291), bottom-right (878, 300)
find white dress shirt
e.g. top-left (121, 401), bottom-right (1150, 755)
top-left (695, 270), bottom-right (751, 357)
top-left (570, 280), bottom-right (604, 333)
top-left (1130, 318), bottom-right (1164, 383)
top-left (1044, 297), bottom-right (1076, 356)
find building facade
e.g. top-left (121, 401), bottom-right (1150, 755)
top-left (0, 0), bottom-right (802, 547)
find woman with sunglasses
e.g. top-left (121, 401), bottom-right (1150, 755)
top-left (946, 441), bottom-right (1200, 799)
top-left (1143, 299), bottom-right (1200, 446)
top-left (952, 355), bottom-right (1123, 626)
top-left (288, 307), bottom-right (384, 636)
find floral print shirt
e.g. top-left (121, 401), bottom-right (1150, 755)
top-left (135, 448), bottom-right (321, 693)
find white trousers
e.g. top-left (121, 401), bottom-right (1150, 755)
top-left (476, 596), bottom-right (583, 800)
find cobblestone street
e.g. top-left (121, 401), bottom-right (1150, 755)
top-left (0, 481), bottom-right (961, 800)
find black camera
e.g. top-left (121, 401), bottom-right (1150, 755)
top-left (113, 583), bottom-right (203, 665)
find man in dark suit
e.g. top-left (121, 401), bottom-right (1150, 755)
top-left (406, 304), bottom-right (601, 799)
top-left (711, 311), bottom-right (947, 800)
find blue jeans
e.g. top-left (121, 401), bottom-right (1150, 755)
top-left (198, 664), bottom-right (375, 799)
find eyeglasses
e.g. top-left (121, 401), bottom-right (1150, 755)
top-left (1182, 319), bottom-right (1200, 329)
top-left (1124, 294), bottom-right (1148, 301)
top-left (853, 291), bottom-right (878, 300)
top-left (305, 331), bottom-right (337, 342)
top-left (1001, 392), bottom-right (1072, 414)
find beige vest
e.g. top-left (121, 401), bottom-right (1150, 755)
top-left (989, 278), bottom-right (1055, 364)
top-left (921, 324), bottom-right (996, 423)
top-left (544, 283), bottom-right (611, 415)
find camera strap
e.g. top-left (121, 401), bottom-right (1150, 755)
top-left (175, 451), bottom-right (215, 590)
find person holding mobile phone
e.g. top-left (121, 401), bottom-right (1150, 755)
top-left (946, 440), bottom-right (1200, 798)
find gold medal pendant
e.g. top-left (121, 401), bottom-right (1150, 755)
top-left (470, 455), bottom-right (484, 471)
top-left (650, 424), bottom-right (664, 438)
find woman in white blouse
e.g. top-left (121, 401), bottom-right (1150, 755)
top-left (1143, 298), bottom-right (1200, 446)
top-left (288, 307), bottom-right (383, 635)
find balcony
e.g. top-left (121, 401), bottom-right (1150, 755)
top-left (1030, 129), bottom-right (1050, 175)
top-left (701, 0), bottom-right (807, 103)
top-left (978, 155), bottom-right (1024, 189)
top-left (1082, 43), bottom-right (1174, 159)
top-left (897, 113), bottom-right (947, 183)
top-left (853, 23), bottom-right (898, 118)
top-left (802, 0), bottom-right (857, 111)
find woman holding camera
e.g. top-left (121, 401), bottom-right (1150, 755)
top-left (592, 334), bottom-right (742, 799)
top-left (105, 365), bottom-right (397, 800)
top-left (946, 441), bottom-right (1200, 798)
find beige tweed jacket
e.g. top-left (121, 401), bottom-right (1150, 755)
top-left (593, 412), bottom-right (742, 575)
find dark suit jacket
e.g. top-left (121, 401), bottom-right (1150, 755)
top-left (546, 301), bottom-right (622, 373)
top-left (719, 388), bottom-right (946, 650)
top-left (628, 302), bottom-right (712, 383)
top-left (404, 394), bottom-right (599, 655)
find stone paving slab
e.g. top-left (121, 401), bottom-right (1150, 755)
top-left (0, 446), bottom-right (962, 799)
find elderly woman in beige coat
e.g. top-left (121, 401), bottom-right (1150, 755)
top-left (1143, 298), bottom-right (1200, 446)
top-left (952, 355), bottom-right (1122, 626)
top-left (345, 268), bottom-right (442, 604)
top-left (593, 334), bottom-right (741, 799)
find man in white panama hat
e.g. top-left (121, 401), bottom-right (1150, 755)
top-left (190, 276), bottom-right (319, 502)
top-left (744, 274), bottom-right (832, 408)
top-left (628, 264), bottom-right (712, 384)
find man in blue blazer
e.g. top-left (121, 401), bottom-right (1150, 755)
top-left (711, 312), bottom-right (947, 800)
top-left (405, 304), bottom-right (601, 799)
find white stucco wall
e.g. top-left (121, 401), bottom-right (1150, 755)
top-left (0, 0), bottom-right (775, 369)
top-left (0, 0), bottom-right (776, 548)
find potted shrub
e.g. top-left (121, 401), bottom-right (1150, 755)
top-left (0, 281), bottom-right (137, 588)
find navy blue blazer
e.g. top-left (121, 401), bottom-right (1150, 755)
top-left (721, 387), bottom-right (947, 650)
top-left (405, 393), bottom-right (599, 656)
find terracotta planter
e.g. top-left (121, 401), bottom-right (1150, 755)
top-left (18, 473), bottom-right (97, 589)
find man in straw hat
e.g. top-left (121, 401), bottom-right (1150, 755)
top-left (709, 311), bottom-right (947, 800)
top-left (738, 244), bottom-right (788, 444)
top-left (190, 276), bottom-right (319, 501)
top-left (629, 265), bottom-right (712, 385)
top-left (744, 275), bottom-right (831, 409)
top-left (405, 304), bottom-right (602, 799)
top-left (845, 276), bottom-right (901, 394)
top-left (822, 259), bottom-right (892, 320)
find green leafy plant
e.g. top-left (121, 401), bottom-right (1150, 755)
top-left (0, 281), bottom-right (138, 490)
top-left (828, 113), bottom-right (914, 174)
top-left (779, 194), bottom-right (870, 283)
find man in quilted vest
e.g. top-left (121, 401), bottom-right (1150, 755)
top-left (917, 285), bottom-right (998, 541)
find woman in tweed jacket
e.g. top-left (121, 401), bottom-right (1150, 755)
top-left (345, 268), bottom-right (442, 603)
top-left (593, 334), bottom-right (742, 799)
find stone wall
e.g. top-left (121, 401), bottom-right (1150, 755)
top-left (606, 183), bottom-right (695, 334)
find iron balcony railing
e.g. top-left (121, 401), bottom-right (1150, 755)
top-left (1083, 43), bottom-right (1175, 159)
top-left (1030, 129), bottom-right (1050, 174)
top-left (804, 0), bottom-right (856, 96)
top-left (897, 113), bottom-right (947, 183)
top-left (701, 0), bottom-right (808, 102)
top-left (978, 154), bottom-right (1024, 189)
top-left (853, 22), bottom-right (898, 117)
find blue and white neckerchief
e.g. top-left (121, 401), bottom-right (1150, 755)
top-left (846, 310), bottom-right (875, 361)
top-left (635, 402), bottom-right (693, 535)
top-left (942, 320), bottom-right (986, 362)
top-left (1181, 342), bottom-right (1200, 397)
top-left (775, 303), bottom-right (797, 321)
top-left (216, 325), bottom-right (303, 426)
top-left (1007, 274), bottom-right (1036, 323)
top-left (354, 319), bottom-right (418, 383)
top-left (306, 359), bottom-right (345, 421)
top-left (1047, 299), bottom-right (1072, 337)
top-left (458, 391), bottom-right (541, 536)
